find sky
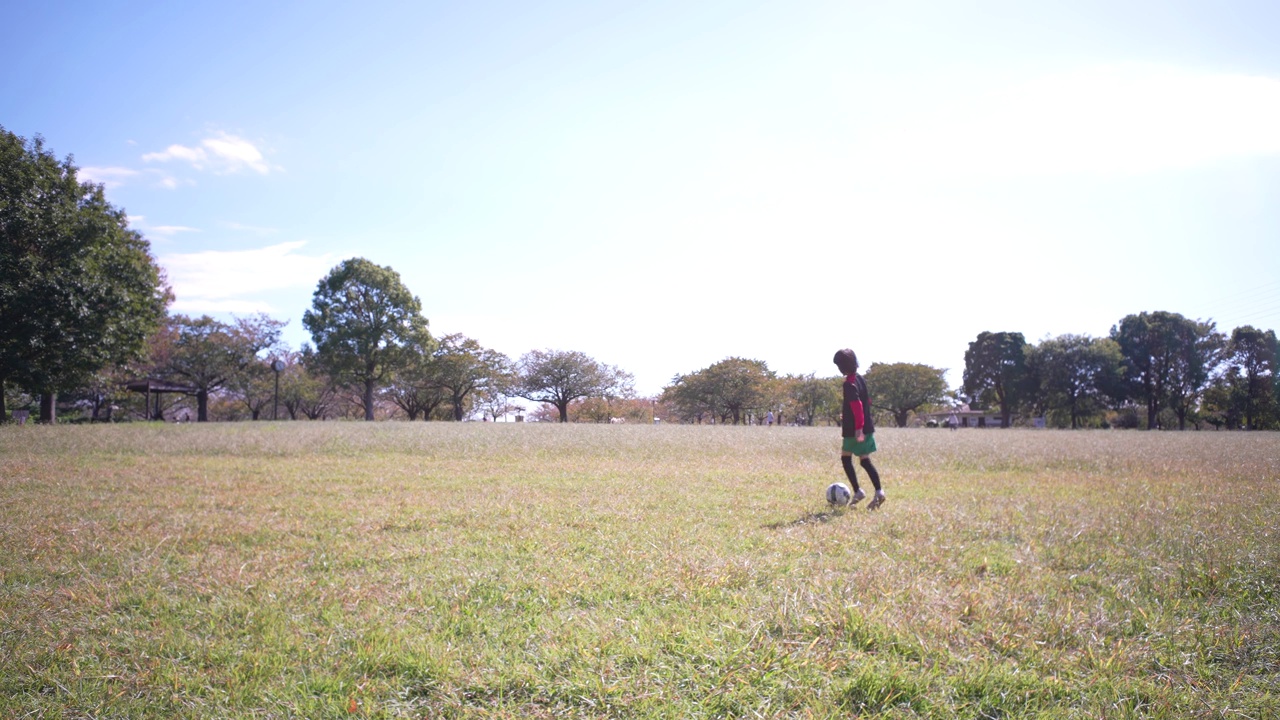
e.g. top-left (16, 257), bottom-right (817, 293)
top-left (5, 0), bottom-right (1280, 396)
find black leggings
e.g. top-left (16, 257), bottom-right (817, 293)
top-left (842, 454), bottom-right (882, 492)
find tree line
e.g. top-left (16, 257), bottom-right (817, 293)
top-left (3, 127), bottom-right (1276, 428)
top-left (2, 128), bottom-right (637, 424)
top-left (962, 318), bottom-right (1278, 430)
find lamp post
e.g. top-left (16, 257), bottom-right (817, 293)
top-left (271, 359), bottom-right (285, 420)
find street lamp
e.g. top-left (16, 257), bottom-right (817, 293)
top-left (271, 358), bottom-right (285, 420)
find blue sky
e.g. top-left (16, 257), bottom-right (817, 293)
top-left (5, 0), bottom-right (1280, 395)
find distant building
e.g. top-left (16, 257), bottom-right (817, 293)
top-left (917, 405), bottom-right (1006, 428)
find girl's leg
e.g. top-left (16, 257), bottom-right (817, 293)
top-left (858, 456), bottom-right (881, 492)
top-left (859, 455), bottom-right (885, 509)
top-left (841, 453), bottom-right (866, 503)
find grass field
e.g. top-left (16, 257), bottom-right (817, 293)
top-left (1, 423), bottom-right (1277, 719)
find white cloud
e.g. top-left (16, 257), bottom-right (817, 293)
top-left (143, 132), bottom-right (275, 175)
top-left (79, 166), bottom-right (139, 188)
top-left (860, 65), bottom-right (1280, 179)
top-left (152, 225), bottom-right (200, 237)
top-left (159, 241), bottom-right (336, 312)
top-left (225, 222), bottom-right (280, 236)
top-left (79, 166), bottom-right (190, 189)
top-left (128, 215), bottom-right (199, 240)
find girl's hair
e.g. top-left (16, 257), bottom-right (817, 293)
top-left (833, 348), bottom-right (858, 375)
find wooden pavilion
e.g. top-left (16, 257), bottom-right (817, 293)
top-left (125, 379), bottom-right (198, 421)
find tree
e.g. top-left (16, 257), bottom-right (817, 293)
top-left (515, 349), bottom-right (633, 423)
top-left (963, 331), bottom-right (1028, 428)
top-left (782, 373), bottom-right (841, 426)
top-left (1165, 320), bottom-right (1224, 430)
top-left (302, 258), bottom-right (432, 421)
top-left (164, 314), bottom-right (284, 421)
top-left (281, 350), bottom-right (341, 420)
top-left (864, 362), bottom-right (948, 428)
top-left (1, 127), bottom-right (170, 423)
top-left (432, 334), bottom-right (514, 421)
top-left (1110, 311), bottom-right (1202, 430)
top-left (662, 357), bottom-right (775, 425)
top-left (475, 384), bottom-right (523, 422)
top-left (385, 345), bottom-right (449, 421)
top-left (1222, 325), bottom-right (1277, 429)
top-left (227, 358), bottom-right (277, 421)
top-left (662, 371), bottom-right (716, 424)
top-left (1025, 335), bottom-right (1124, 429)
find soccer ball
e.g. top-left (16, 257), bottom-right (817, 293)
top-left (826, 482), bottom-right (852, 506)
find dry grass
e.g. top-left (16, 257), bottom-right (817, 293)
top-left (1, 423), bottom-right (1277, 718)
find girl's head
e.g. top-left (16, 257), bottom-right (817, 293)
top-left (833, 348), bottom-right (858, 375)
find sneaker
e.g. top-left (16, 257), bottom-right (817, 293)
top-left (868, 491), bottom-right (886, 510)
top-left (850, 489), bottom-right (866, 506)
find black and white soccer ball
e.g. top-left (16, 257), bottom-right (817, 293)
top-left (826, 482), bottom-right (852, 506)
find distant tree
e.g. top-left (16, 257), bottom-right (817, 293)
top-left (1025, 335), bottom-right (1124, 429)
top-left (1199, 374), bottom-right (1234, 430)
top-left (228, 362), bottom-right (276, 421)
top-left (66, 363), bottom-right (144, 422)
top-left (782, 373), bottom-right (841, 426)
top-left (707, 357), bottom-right (774, 424)
top-left (282, 350), bottom-right (341, 420)
top-left (1110, 311), bottom-right (1203, 429)
top-left (476, 384), bottom-right (523, 422)
top-left (663, 357), bottom-right (775, 425)
top-left (963, 331), bottom-right (1028, 428)
top-left (385, 343), bottom-right (449, 421)
top-left (303, 258), bottom-right (432, 421)
top-left (1, 127), bottom-right (170, 423)
top-left (865, 362), bottom-right (948, 428)
top-left (528, 403), bottom-right (561, 423)
top-left (227, 345), bottom-right (294, 421)
top-left (431, 334), bottom-right (514, 421)
top-left (662, 372), bottom-right (716, 424)
top-left (1164, 320), bottom-right (1225, 430)
top-left (1222, 325), bottom-right (1277, 429)
top-left (164, 314), bottom-right (284, 421)
top-left (515, 349), bottom-right (633, 423)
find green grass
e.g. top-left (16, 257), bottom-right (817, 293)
top-left (1, 423), bottom-right (1277, 718)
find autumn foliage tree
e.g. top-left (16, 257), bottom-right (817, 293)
top-left (515, 349), bottom-right (633, 423)
top-left (163, 314), bottom-right (284, 421)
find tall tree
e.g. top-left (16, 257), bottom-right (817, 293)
top-left (1110, 311), bottom-right (1201, 430)
top-left (865, 362), bottom-right (948, 428)
top-left (963, 331), bottom-right (1028, 428)
top-left (302, 258), bottom-right (432, 421)
top-left (1223, 325), bottom-right (1277, 429)
top-left (164, 314), bottom-right (284, 421)
top-left (1, 128), bottom-right (170, 422)
top-left (1025, 334), bottom-right (1125, 429)
top-left (515, 349), bottom-right (633, 423)
top-left (1165, 320), bottom-right (1225, 430)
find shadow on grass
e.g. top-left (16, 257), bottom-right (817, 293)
top-left (764, 507), bottom-right (847, 529)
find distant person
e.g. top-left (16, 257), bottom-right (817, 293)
top-left (948, 412), bottom-right (958, 431)
top-left (833, 348), bottom-right (885, 509)
top-left (766, 410), bottom-right (774, 426)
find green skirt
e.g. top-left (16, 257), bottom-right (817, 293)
top-left (842, 433), bottom-right (877, 456)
